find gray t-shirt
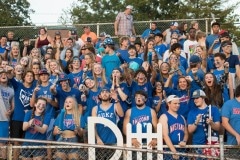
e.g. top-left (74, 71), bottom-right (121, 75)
top-left (0, 85), bottom-right (14, 121)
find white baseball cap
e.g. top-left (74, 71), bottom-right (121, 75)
top-left (166, 95), bottom-right (180, 103)
top-left (126, 5), bottom-right (133, 10)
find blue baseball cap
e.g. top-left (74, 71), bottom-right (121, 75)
top-left (100, 86), bottom-right (110, 93)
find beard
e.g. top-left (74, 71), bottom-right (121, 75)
top-left (136, 99), bottom-right (145, 107)
top-left (101, 97), bottom-right (111, 102)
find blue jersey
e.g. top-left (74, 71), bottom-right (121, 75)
top-left (221, 99), bottom-right (240, 145)
top-left (23, 110), bottom-right (51, 145)
top-left (55, 86), bottom-right (82, 110)
top-left (96, 103), bottom-right (117, 144)
top-left (35, 83), bottom-right (55, 118)
top-left (130, 106), bottom-right (152, 133)
top-left (187, 105), bottom-right (220, 144)
top-left (165, 112), bottom-right (185, 145)
top-left (10, 78), bottom-right (36, 121)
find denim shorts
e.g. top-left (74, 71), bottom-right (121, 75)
top-left (21, 148), bottom-right (46, 158)
top-left (57, 136), bottom-right (78, 153)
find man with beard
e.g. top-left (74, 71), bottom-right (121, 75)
top-left (91, 87), bottom-right (124, 159)
top-left (123, 90), bottom-right (157, 156)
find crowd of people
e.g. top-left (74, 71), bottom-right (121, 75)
top-left (0, 4), bottom-right (240, 160)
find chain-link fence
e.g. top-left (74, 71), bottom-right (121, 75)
top-left (0, 18), bottom-right (217, 43)
top-left (0, 137), bottom-right (239, 160)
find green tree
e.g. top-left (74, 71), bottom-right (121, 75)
top-left (67, 0), bottom-right (240, 44)
top-left (0, 0), bottom-right (34, 26)
top-left (68, 0), bottom-right (239, 23)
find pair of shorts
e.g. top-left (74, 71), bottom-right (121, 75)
top-left (21, 148), bottom-right (46, 158)
top-left (10, 120), bottom-right (24, 138)
top-left (0, 121), bottom-right (9, 143)
top-left (57, 136), bottom-right (78, 153)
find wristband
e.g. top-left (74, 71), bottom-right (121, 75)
top-left (115, 99), bottom-right (120, 103)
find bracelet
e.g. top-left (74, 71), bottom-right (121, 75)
top-left (116, 86), bottom-right (120, 88)
top-left (115, 99), bottom-right (120, 103)
top-left (194, 122), bottom-right (198, 126)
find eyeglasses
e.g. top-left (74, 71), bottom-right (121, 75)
top-left (169, 57), bottom-right (178, 60)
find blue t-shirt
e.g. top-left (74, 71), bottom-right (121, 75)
top-left (125, 57), bottom-right (143, 67)
top-left (226, 55), bottom-right (240, 73)
top-left (154, 44), bottom-right (167, 58)
top-left (10, 78), bottom-right (36, 121)
top-left (187, 105), bottom-right (220, 145)
top-left (68, 71), bottom-right (84, 88)
top-left (35, 83), bottom-right (56, 118)
top-left (101, 53), bottom-right (121, 78)
top-left (96, 103), bottom-right (117, 144)
top-left (54, 112), bottom-right (82, 131)
top-left (213, 69), bottom-right (230, 103)
top-left (116, 48), bottom-right (129, 63)
top-left (206, 34), bottom-right (221, 52)
top-left (55, 86), bottom-right (82, 110)
top-left (106, 82), bottom-right (130, 113)
top-left (164, 80), bottom-right (200, 118)
top-left (82, 88), bottom-right (101, 126)
top-left (130, 81), bottom-right (153, 107)
top-left (141, 29), bottom-right (161, 40)
top-left (206, 54), bottom-right (215, 72)
top-left (152, 96), bottom-right (167, 118)
top-left (221, 99), bottom-right (240, 145)
top-left (23, 110), bottom-right (51, 145)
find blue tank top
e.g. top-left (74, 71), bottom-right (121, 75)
top-left (96, 103), bottom-right (117, 144)
top-left (130, 106), bottom-right (152, 133)
top-left (165, 112), bottom-right (185, 145)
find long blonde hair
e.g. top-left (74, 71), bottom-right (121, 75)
top-left (64, 96), bottom-right (81, 127)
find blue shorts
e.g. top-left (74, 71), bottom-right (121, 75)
top-left (57, 136), bottom-right (78, 153)
top-left (0, 121), bottom-right (9, 143)
top-left (21, 148), bottom-right (46, 158)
